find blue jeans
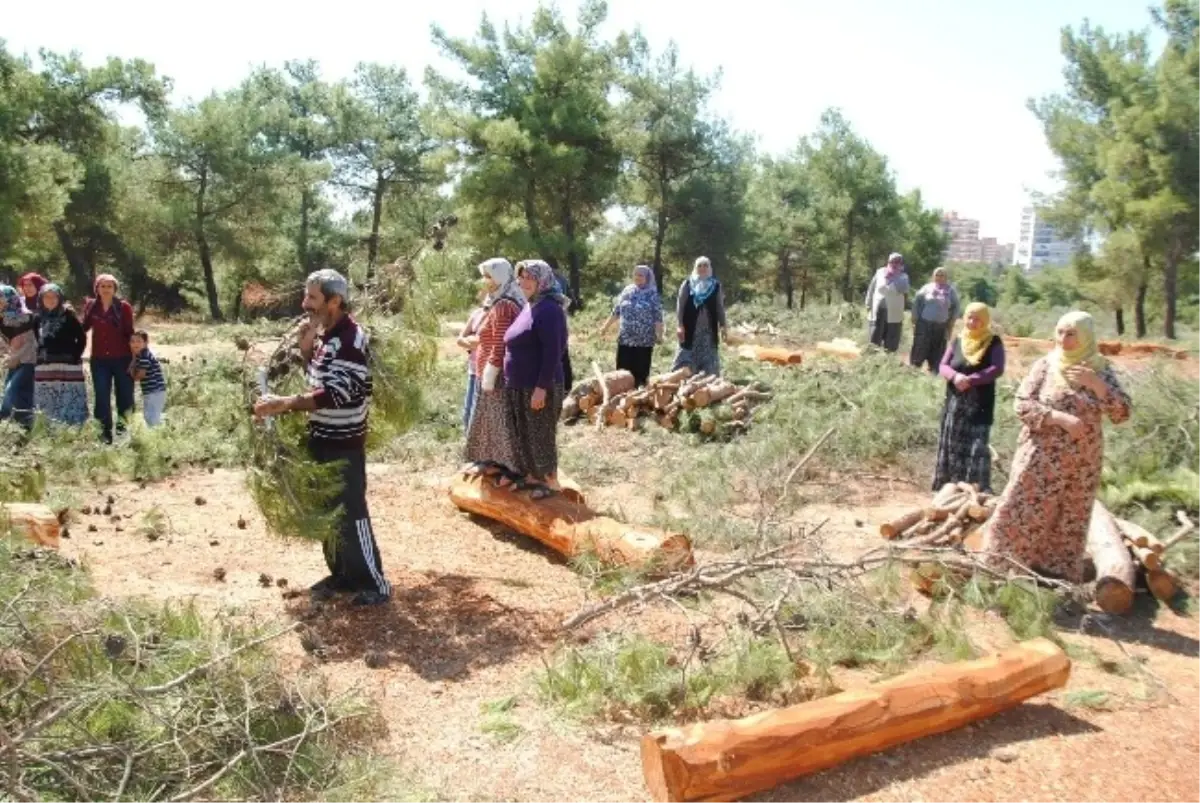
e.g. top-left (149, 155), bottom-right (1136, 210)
top-left (142, 389), bottom-right (167, 427)
top-left (463, 373), bottom-right (479, 429)
top-left (0, 363), bottom-right (35, 429)
top-left (90, 357), bottom-right (135, 441)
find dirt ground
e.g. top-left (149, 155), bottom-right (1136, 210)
top-left (62, 452), bottom-right (1200, 802)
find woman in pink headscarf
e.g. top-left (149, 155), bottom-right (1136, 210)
top-left (18, 273), bottom-right (47, 313)
top-left (81, 273), bottom-right (136, 443)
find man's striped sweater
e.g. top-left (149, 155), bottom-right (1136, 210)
top-left (306, 314), bottom-right (372, 450)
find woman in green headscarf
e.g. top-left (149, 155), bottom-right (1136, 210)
top-left (979, 311), bottom-right (1131, 582)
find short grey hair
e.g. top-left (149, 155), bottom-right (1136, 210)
top-left (306, 269), bottom-right (349, 308)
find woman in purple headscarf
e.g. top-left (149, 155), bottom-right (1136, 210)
top-left (598, 264), bottom-right (663, 387)
top-left (503, 260), bottom-right (569, 498)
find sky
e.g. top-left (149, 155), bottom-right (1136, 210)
top-left (3, 0), bottom-right (1162, 243)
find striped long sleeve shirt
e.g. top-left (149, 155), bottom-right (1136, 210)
top-left (306, 314), bottom-right (372, 450)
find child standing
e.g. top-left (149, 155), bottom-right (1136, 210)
top-left (129, 331), bottom-right (167, 426)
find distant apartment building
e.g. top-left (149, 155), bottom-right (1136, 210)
top-left (1014, 206), bottom-right (1080, 273)
top-left (941, 211), bottom-right (1014, 267)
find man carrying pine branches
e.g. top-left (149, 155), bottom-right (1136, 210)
top-left (254, 269), bottom-right (391, 607)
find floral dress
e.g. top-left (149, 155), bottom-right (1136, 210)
top-left (980, 357), bottom-right (1131, 581)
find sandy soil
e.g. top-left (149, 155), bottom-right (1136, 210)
top-left (61, 456), bottom-right (1200, 802)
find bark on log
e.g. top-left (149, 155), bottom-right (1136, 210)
top-left (449, 475), bottom-right (693, 572)
top-left (880, 509), bottom-right (925, 540)
top-left (2, 503), bottom-right (62, 549)
top-left (1146, 569), bottom-right (1180, 604)
top-left (691, 381), bottom-right (738, 409)
top-left (736, 345), bottom-right (804, 366)
top-left (589, 369), bottom-right (636, 398)
top-left (1087, 500), bottom-right (1136, 615)
top-left (1126, 542), bottom-right (1162, 572)
top-left (1116, 518), bottom-right (1165, 553)
top-left (649, 368), bottom-right (692, 387)
top-left (641, 638), bottom-right (1070, 803)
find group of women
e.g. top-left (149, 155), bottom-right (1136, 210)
top-left (931, 295), bottom-right (1131, 584)
top-left (0, 272), bottom-right (139, 442)
top-left (459, 258), bottom-right (570, 499)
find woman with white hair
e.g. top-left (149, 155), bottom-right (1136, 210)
top-left (598, 264), bottom-right (663, 386)
top-left (865, 253), bottom-right (910, 353)
top-left (672, 256), bottom-right (727, 377)
top-left (463, 258), bottom-right (525, 481)
top-left (910, 266), bottom-right (960, 372)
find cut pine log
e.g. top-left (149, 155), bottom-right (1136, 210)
top-left (1, 503), bottom-right (62, 549)
top-left (648, 367), bottom-right (692, 387)
top-left (449, 475), bottom-right (693, 573)
top-left (815, 338), bottom-right (861, 360)
top-left (1087, 500), bottom-right (1136, 615)
top-left (880, 509), bottom-right (926, 540)
top-left (1146, 569), bottom-right (1180, 604)
top-left (1116, 518), bottom-right (1165, 554)
top-left (1125, 542), bottom-right (1162, 572)
top-left (691, 380), bottom-right (738, 409)
top-left (736, 345), bottom-right (804, 366)
top-left (641, 638), bottom-right (1070, 803)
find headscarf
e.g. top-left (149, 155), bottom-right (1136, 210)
top-left (18, 273), bottom-right (46, 298)
top-left (929, 268), bottom-right (950, 301)
top-left (37, 283), bottom-right (70, 344)
top-left (88, 273), bottom-right (124, 328)
top-left (885, 252), bottom-right (904, 279)
top-left (478, 258), bottom-right (525, 311)
top-left (959, 302), bottom-right (995, 367)
top-left (517, 260), bottom-right (570, 308)
top-left (0, 284), bottom-right (30, 330)
top-left (1049, 310), bottom-right (1106, 386)
top-left (689, 257), bottom-right (717, 308)
top-left (622, 265), bottom-right (659, 303)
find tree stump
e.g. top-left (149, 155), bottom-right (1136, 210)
top-left (2, 503), bottom-right (62, 549)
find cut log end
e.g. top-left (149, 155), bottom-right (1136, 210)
top-left (1146, 569), bottom-right (1179, 604)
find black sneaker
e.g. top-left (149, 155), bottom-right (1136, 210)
top-left (309, 576), bottom-right (344, 602)
top-left (350, 590), bottom-right (390, 607)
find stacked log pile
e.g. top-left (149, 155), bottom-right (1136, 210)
top-left (561, 366), bottom-right (774, 438)
top-left (882, 484), bottom-right (1188, 613)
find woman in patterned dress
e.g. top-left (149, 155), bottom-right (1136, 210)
top-left (932, 302), bottom-right (1005, 493)
top-left (979, 311), bottom-right (1131, 582)
top-left (0, 285), bottom-right (37, 428)
top-left (672, 256), bottom-right (727, 377)
top-left (33, 284), bottom-right (89, 425)
top-left (503, 260), bottom-right (569, 498)
top-left (463, 258), bottom-right (525, 480)
top-left (598, 264), bottom-right (663, 386)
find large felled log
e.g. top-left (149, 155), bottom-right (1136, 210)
top-left (735, 345), bottom-right (804, 366)
top-left (1087, 500), bottom-right (1136, 615)
top-left (449, 475), bottom-right (693, 572)
top-left (641, 638), bottom-right (1070, 803)
top-left (2, 503), bottom-right (62, 549)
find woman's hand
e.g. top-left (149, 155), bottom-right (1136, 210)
top-left (1065, 365), bottom-right (1108, 399)
top-left (1053, 411), bottom-right (1086, 439)
top-left (952, 373), bottom-right (972, 392)
top-left (676, 326), bottom-right (685, 344)
top-left (531, 387), bottom-right (547, 411)
top-left (254, 394), bottom-right (293, 420)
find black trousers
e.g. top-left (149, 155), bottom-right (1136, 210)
top-left (616, 344), bottom-right (654, 387)
top-left (562, 349), bottom-right (574, 391)
top-left (309, 440), bottom-right (390, 596)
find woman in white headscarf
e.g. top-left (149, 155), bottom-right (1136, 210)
top-left (672, 256), bottom-right (727, 377)
top-left (979, 311), bottom-right (1131, 582)
top-left (463, 258), bottom-right (525, 481)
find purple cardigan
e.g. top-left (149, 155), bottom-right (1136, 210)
top-left (503, 298), bottom-right (567, 391)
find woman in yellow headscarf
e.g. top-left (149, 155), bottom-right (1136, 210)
top-left (933, 302), bottom-right (1006, 493)
top-left (979, 310), bottom-right (1131, 583)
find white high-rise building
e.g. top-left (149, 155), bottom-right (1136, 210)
top-left (1014, 206), bottom-right (1080, 273)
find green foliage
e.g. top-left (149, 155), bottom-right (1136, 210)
top-left (536, 632), bottom-right (796, 721)
top-left (0, 534), bottom-right (387, 801)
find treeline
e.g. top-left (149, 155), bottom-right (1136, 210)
top-left (1032, 0), bottom-right (1199, 339)
top-left (0, 0), bottom-right (1196, 336)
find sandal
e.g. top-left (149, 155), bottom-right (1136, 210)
top-left (464, 461), bottom-right (503, 478)
top-left (514, 479), bottom-right (556, 500)
top-left (491, 470), bottom-right (520, 489)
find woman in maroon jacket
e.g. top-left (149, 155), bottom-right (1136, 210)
top-left (81, 273), bottom-right (135, 442)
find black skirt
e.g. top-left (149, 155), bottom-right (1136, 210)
top-left (616, 344), bottom-right (654, 386)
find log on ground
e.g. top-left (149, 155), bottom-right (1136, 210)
top-left (449, 475), bottom-right (693, 572)
top-left (2, 503), bottom-right (62, 549)
top-left (735, 345), bottom-right (803, 366)
top-left (641, 638), bottom-right (1070, 802)
top-left (815, 338), bottom-right (861, 359)
top-left (1087, 500), bottom-right (1136, 615)
top-left (1146, 569), bottom-right (1180, 604)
